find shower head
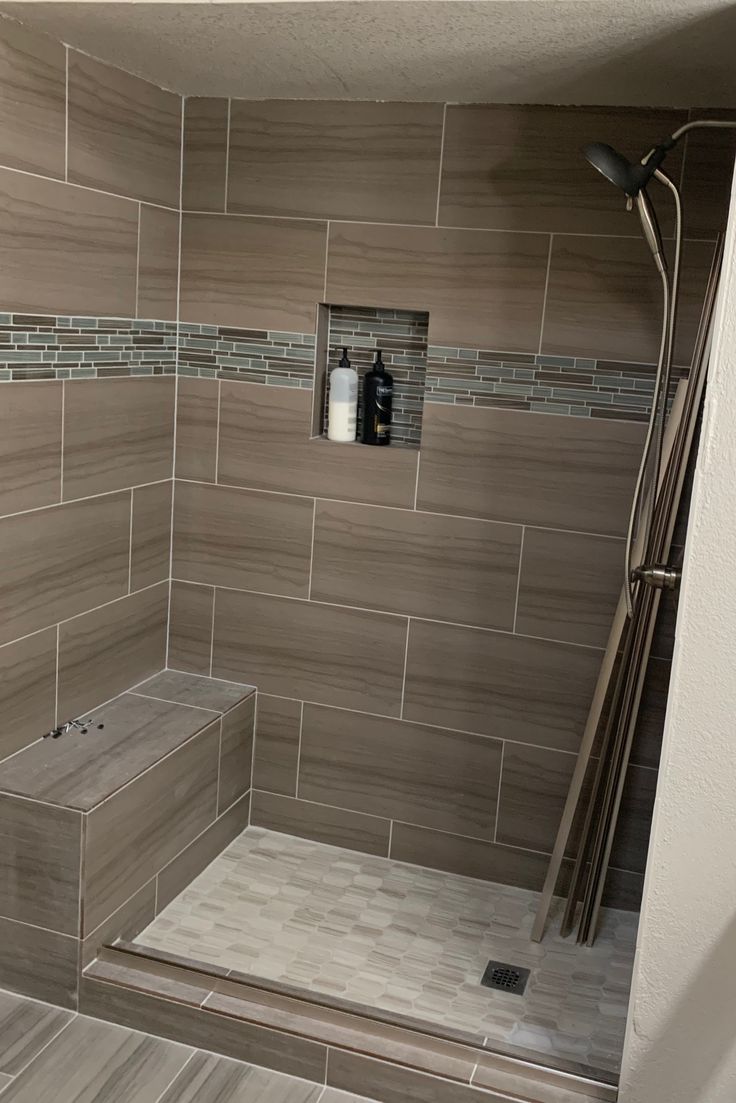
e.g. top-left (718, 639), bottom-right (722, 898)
top-left (582, 140), bottom-right (676, 198)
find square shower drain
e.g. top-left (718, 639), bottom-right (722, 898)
top-left (480, 960), bottom-right (530, 996)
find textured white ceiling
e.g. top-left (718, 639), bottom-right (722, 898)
top-left (3, 0), bottom-right (736, 106)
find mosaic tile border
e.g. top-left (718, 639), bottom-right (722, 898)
top-left (178, 322), bottom-right (315, 387)
top-left (326, 305), bottom-right (428, 448)
top-left (0, 314), bottom-right (177, 380)
top-left (426, 346), bottom-right (681, 421)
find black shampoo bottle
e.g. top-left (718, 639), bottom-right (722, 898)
top-left (361, 351), bottom-right (393, 445)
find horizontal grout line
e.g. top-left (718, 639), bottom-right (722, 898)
top-left (0, 477), bottom-right (173, 524)
top-left (128, 690), bottom-right (221, 715)
top-left (0, 162), bottom-right (180, 213)
top-left (0, 909), bottom-right (80, 940)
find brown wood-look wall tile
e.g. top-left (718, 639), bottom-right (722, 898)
top-left (82, 880), bottom-right (157, 967)
top-left (131, 481), bottom-right (173, 592)
top-left (84, 721), bottom-right (219, 933)
top-left (0, 491), bottom-right (130, 647)
top-left (175, 379), bottom-right (219, 482)
top-left (218, 381), bottom-right (417, 508)
top-left (63, 377), bottom-right (175, 500)
top-left (327, 1049), bottom-right (493, 1103)
top-left (0, 381), bottom-right (61, 516)
top-left (680, 109), bottom-right (736, 239)
top-left (252, 695), bottom-right (301, 796)
top-left (439, 104), bottom-right (686, 235)
top-left (0, 628), bottom-right (57, 761)
top-left (629, 655), bottom-right (669, 770)
top-left (182, 97), bottom-right (228, 212)
top-left (0, 20), bottom-right (65, 178)
top-left (516, 528), bottom-right (624, 648)
top-left (180, 213), bottom-right (326, 332)
top-left (0, 916), bottom-right (78, 1010)
top-left (390, 822), bottom-right (571, 894)
top-left (251, 790), bottom-right (390, 857)
top-left (403, 619), bottom-right (602, 753)
top-left (218, 695), bottom-right (255, 814)
top-left (496, 742), bottom-right (655, 872)
top-left (173, 480), bottom-right (313, 598)
top-left (311, 500), bottom-right (521, 630)
top-left (0, 793), bottom-right (81, 934)
top-left (156, 793), bottom-right (250, 913)
top-left (137, 205), bottom-right (179, 320)
top-left (326, 222), bottom-right (549, 351)
top-left (212, 589), bottom-right (406, 715)
top-left (417, 403), bottom-right (645, 537)
top-left (0, 167), bottom-right (138, 316)
top-left (541, 235), bottom-right (716, 364)
top-left (57, 582), bottom-right (168, 720)
top-left (67, 52), bottom-right (181, 207)
top-left (168, 581), bottom-right (214, 675)
top-left (228, 100), bottom-right (443, 224)
top-left (300, 704), bottom-right (502, 838)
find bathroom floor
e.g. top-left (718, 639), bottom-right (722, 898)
top-left (136, 827), bottom-right (637, 1078)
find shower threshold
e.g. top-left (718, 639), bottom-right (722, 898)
top-left (126, 826), bottom-right (636, 1083)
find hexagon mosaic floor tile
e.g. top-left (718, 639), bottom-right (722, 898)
top-left (136, 827), bottom-right (637, 1076)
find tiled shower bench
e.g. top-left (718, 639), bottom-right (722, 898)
top-left (0, 669), bottom-right (255, 1010)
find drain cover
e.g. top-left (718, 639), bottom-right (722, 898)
top-left (480, 960), bottom-right (530, 996)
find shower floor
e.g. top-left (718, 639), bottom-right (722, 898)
top-left (136, 827), bottom-right (637, 1077)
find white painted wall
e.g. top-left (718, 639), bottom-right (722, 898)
top-left (619, 168), bottom-right (736, 1103)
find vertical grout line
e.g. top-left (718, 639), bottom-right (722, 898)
top-left (224, 97), bottom-right (232, 212)
top-left (537, 234), bottom-right (554, 355)
top-left (77, 813), bottom-right (86, 944)
top-left (215, 719), bottom-right (222, 817)
top-left (127, 488), bottom-right (134, 594)
top-left (512, 526), bottom-right (525, 633)
top-left (413, 450), bottom-right (421, 510)
top-left (295, 700), bottom-right (304, 798)
top-left (435, 102), bottom-right (448, 226)
top-left (387, 819), bottom-right (394, 857)
top-left (493, 742), bottom-right (505, 843)
top-left (214, 378), bottom-right (222, 484)
top-left (64, 46), bottom-right (69, 182)
top-left (166, 94), bottom-right (185, 670)
top-left (208, 586), bottom-right (217, 677)
top-left (307, 498), bottom-right (317, 599)
top-left (399, 617), bottom-right (412, 719)
top-left (249, 691), bottom-right (258, 797)
top-left (323, 221), bottom-right (330, 300)
top-left (54, 623), bottom-right (60, 727)
top-left (59, 379), bottom-right (65, 502)
top-left (134, 202), bottom-right (142, 318)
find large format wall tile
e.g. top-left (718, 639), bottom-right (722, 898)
top-left (311, 499), bottom-right (521, 629)
top-left (0, 20), bottom-right (65, 178)
top-left (67, 52), bottom-right (181, 207)
top-left (173, 481), bottom-right (313, 598)
top-left (0, 793), bottom-right (81, 934)
top-left (63, 377), bottom-right (175, 500)
top-left (0, 916), bottom-right (78, 1009)
top-left (403, 619), bottom-right (602, 753)
top-left (252, 695), bottom-right (301, 796)
top-left (0, 381), bottom-right (61, 516)
top-left (212, 589), bottom-right (406, 715)
top-left (137, 205), bottom-right (179, 320)
top-left (57, 582), bottom-right (168, 719)
top-left (251, 790), bottom-right (390, 857)
top-left (167, 581), bottom-right (214, 675)
top-left (299, 705), bottom-right (502, 838)
top-left (84, 721), bottom-right (219, 933)
top-left (0, 628), bottom-right (57, 761)
top-left (516, 528), bottom-right (624, 647)
top-left (228, 100), bottom-right (444, 224)
top-left (0, 168), bottom-right (138, 316)
top-left (541, 235), bottom-right (716, 364)
top-left (217, 695), bottom-right (255, 814)
top-left (325, 221), bottom-right (549, 351)
top-left (182, 98), bottom-right (228, 212)
top-left (175, 379), bottom-right (219, 482)
top-left (680, 109), bottom-right (736, 239)
top-left (439, 104), bottom-right (686, 235)
top-left (0, 491), bottom-right (130, 647)
top-left (180, 213), bottom-right (326, 332)
top-left (130, 481), bottom-right (173, 592)
top-left (417, 402), bottom-right (645, 536)
top-left (218, 381), bottom-right (418, 508)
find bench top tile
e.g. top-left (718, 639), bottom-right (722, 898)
top-left (132, 670), bottom-right (256, 715)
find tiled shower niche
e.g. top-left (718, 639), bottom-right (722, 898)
top-left (319, 304), bottom-right (429, 448)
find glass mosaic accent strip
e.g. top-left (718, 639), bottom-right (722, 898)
top-left (0, 314), bottom-right (177, 380)
top-left (326, 305), bottom-right (428, 448)
top-left (425, 346), bottom-right (683, 421)
top-left (178, 322), bottom-right (315, 387)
